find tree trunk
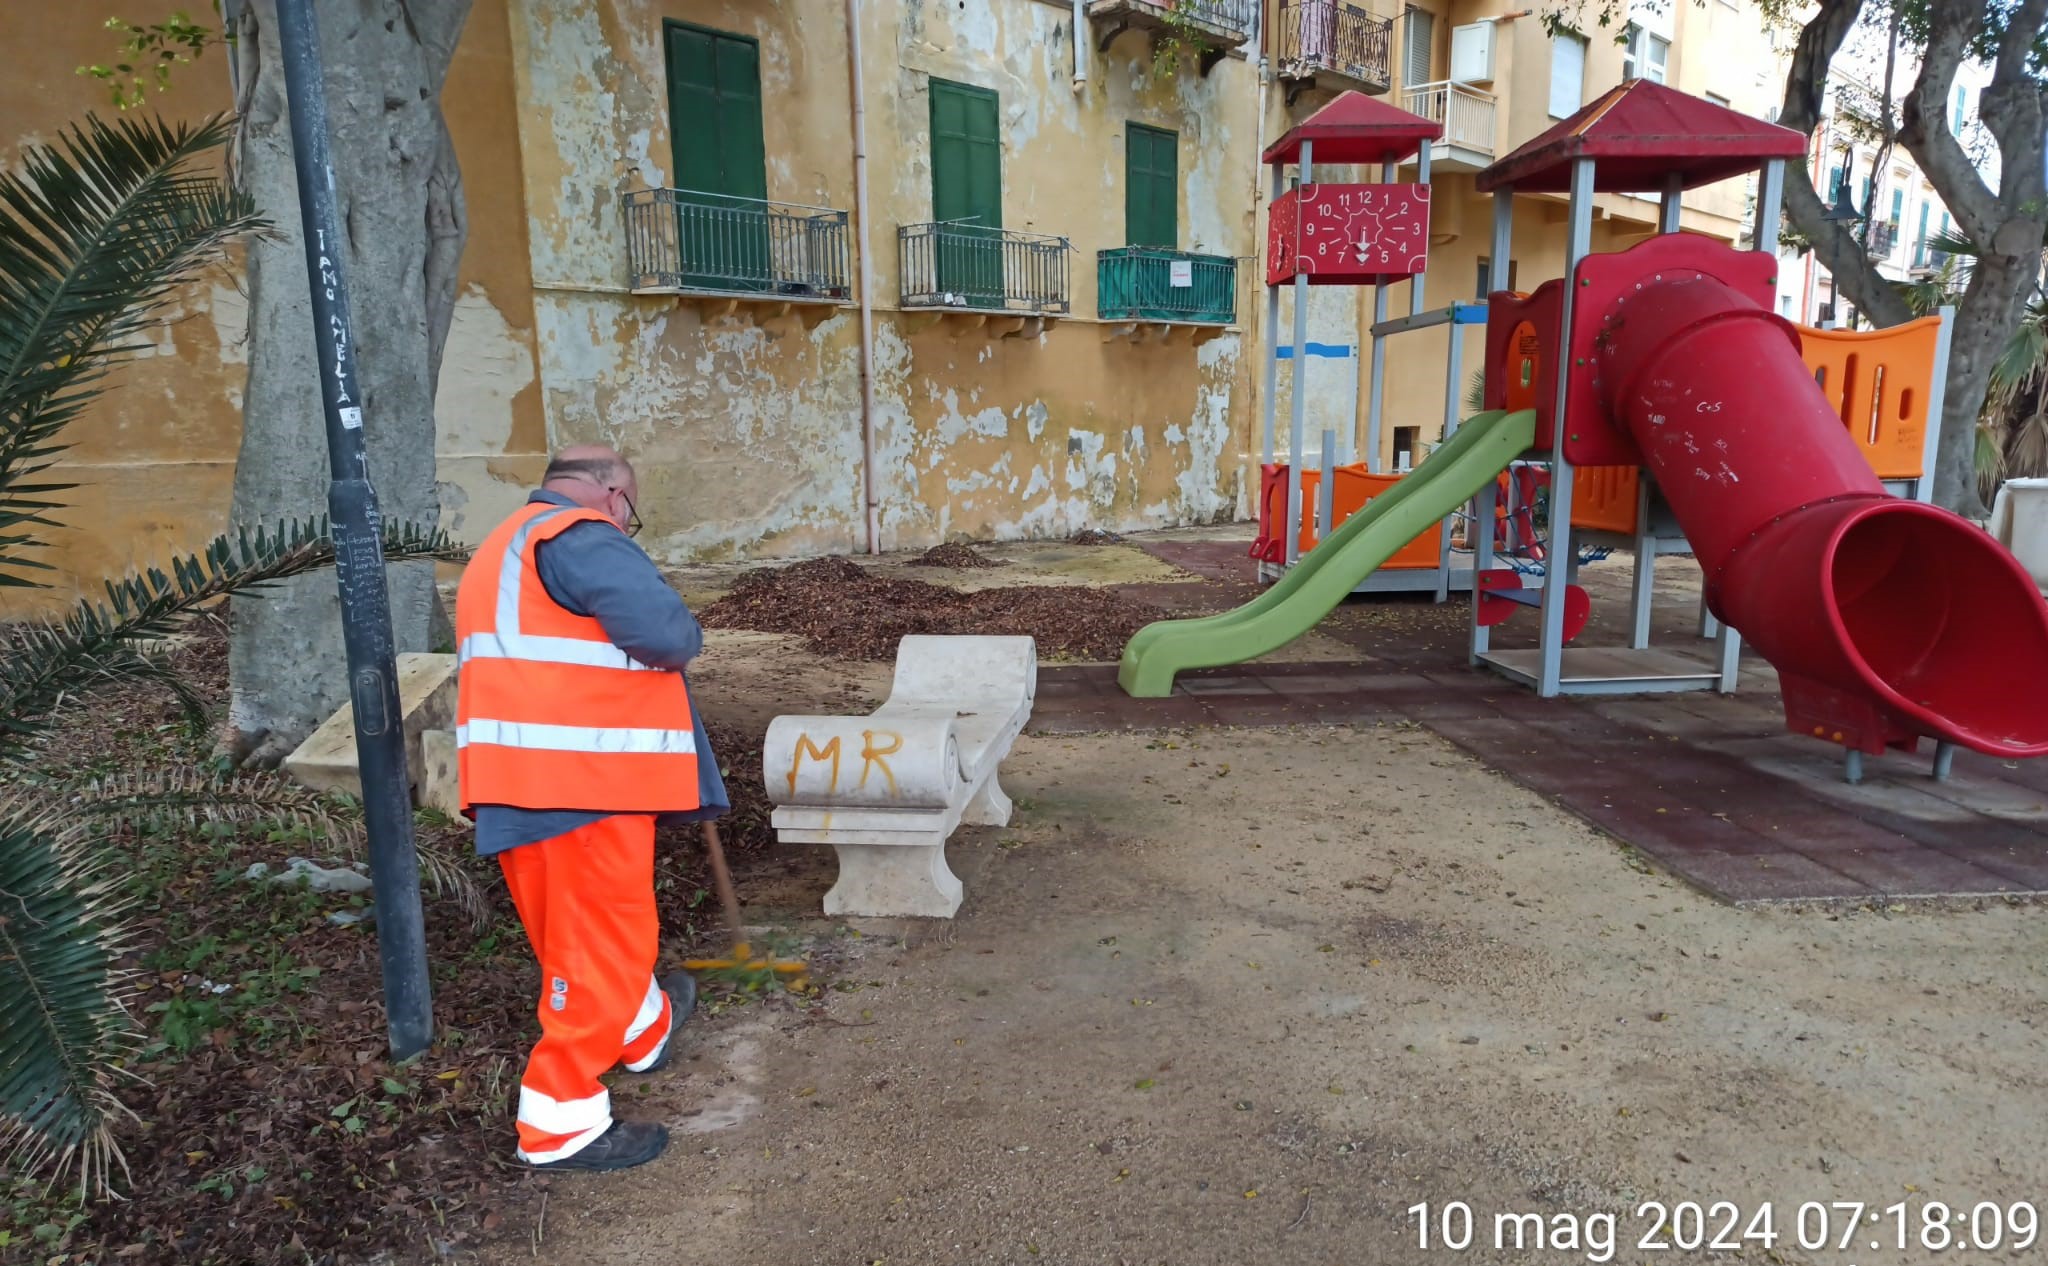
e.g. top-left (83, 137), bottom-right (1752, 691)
top-left (224, 0), bottom-right (472, 765)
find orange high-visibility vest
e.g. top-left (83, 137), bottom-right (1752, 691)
top-left (455, 501), bottom-right (700, 816)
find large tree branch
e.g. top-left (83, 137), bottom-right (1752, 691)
top-left (1980, 0), bottom-right (2048, 254)
top-left (1777, 0), bottom-right (1914, 328)
top-left (1899, 0), bottom-right (1999, 240)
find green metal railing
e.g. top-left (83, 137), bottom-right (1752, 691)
top-left (1097, 247), bottom-right (1237, 324)
top-left (623, 187), bottom-right (851, 298)
top-left (899, 221), bottom-right (1072, 314)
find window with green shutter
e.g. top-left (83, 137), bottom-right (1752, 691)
top-left (664, 21), bottom-right (770, 292)
top-left (929, 78), bottom-right (1003, 303)
top-left (1125, 124), bottom-right (1179, 248)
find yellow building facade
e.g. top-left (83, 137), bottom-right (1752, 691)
top-left (5, 0), bottom-right (1781, 607)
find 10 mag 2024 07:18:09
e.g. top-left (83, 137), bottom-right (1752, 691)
top-left (1407, 1198), bottom-right (2042, 1259)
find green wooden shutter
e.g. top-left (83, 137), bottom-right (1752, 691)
top-left (1125, 124), bottom-right (1178, 248)
top-left (930, 79), bottom-right (1003, 303)
top-left (664, 22), bottom-right (769, 291)
top-left (931, 79), bottom-right (1001, 230)
top-left (665, 23), bottom-right (766, 200)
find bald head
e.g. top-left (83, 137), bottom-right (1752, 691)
top-left (542, 445), bottom-right (641, 534)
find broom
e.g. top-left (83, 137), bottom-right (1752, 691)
top-left (680, 820), bottom-right (807, 990)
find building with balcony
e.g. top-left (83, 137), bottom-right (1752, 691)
top-left (15, 0), bottom-right (1820, 600)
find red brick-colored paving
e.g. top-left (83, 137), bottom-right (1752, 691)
top-left (1033, 535), bottom-right (2048, 905)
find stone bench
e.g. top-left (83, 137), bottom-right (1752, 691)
top-left (764, 635), bottom-right (1037, 918)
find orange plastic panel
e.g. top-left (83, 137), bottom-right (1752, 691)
top-left (1570, 465), bottom-right (1642, 535)
top-left (1261, 463), bottom-right (1442, 567)
top-left (1796, 315), bottom-right (1940, 481)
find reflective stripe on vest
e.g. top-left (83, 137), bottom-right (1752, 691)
top-left (457, 719), bottom-right (696, 756)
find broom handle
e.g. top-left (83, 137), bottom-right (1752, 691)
top-left (701, 821), bottom-right (748, 946)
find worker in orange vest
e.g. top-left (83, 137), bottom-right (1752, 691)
top-left (455, 444), bottom-right (726, 1171)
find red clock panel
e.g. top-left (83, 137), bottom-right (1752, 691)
top-left (1264, 183), bottom-right (1430, 286)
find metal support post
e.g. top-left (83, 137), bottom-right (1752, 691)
top-left (1659, 172), bottom-right (1684, 234)
top-left (1537, 159), bottom-right (1596, 697)
top-left (1436, 314), bottom-right (1465, 602)
top-left (1408, 152), bottom-right (1428, 313)
top-left (1629, 474), bottom-right (1656, 649)
top-left (1469, 476), bottom-right (1497, 662)
top-left (1317, 429), bottom-right (1336, 543)
top-left (1285, 141), bottom-right (1314, 564)
top-left (1261, 164), bottom-right (1283, 467)
top-left (1844, 749), bottom-right (1864, 785)
top-left (1932, 741), bottom-right (1957, 782)
top-left (1919, 305), bottom-right (1955, 505)
top-left (274, 0), bottom-right (433, 1059)
top-left (1756, 159), bottom-right (1785, 255)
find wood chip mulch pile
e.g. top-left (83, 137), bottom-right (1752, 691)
top-left (907, 542), bottom-right (1006, 569)
top-left (699, 556), bottom-right (1162, 661)
top-left (1068, 528), bottom-right (1127, 545)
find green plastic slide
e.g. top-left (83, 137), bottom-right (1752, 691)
top-left (1117, 408), bottom-right (1538, 697)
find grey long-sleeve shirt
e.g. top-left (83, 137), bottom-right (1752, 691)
top-left (471, 490), bottom-right (728, 856)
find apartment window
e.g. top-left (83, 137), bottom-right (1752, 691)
top-left (1705, 92), bottom-right (1731, 109)
top-left (1952, 85), bottom-right (1967, 135)
top-left (1125, 123), bottom-right (1178, 248)
top-left (1889, 187), bottom-right (1903, 228)
top-left (1827, 161), bottom-right (1844, 199)
top-left (930, 78), bottom-right (1003, 298)
top-left (1550, 32), bottom-right (1587, 117)
top-left (1393, 426), bottom-right (1420, 472)
top-left (1476, 256), bottom-right (1518, 298)
top-left (1859, 168), bottom-right (1872, 212)
top-left (1403, 7), bottom-right (1434, 87)
top-left (1916, 200), bottom-right (1930, 264)
top-left (664, 21), bottom-right (769, 291)
top-left (1623, 24), bottom-right (1669, 84)
top-left (1779, 294), bottom-right (1793, 316)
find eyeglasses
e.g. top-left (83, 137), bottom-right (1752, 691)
top-left (564, 472), bottom-right (642, 538)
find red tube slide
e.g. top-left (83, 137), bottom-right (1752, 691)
top-left (1597, 273), bottom-right (2048, 758)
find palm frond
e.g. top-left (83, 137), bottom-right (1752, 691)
top-left (1976, 418), bottom-right (2010, 506)
top-left (77, 769), bottom-right (492, 931)
top-left (1924, 226), bottom-right (1981, 259)
top-left (0, 517), bottom-right (467, 756)
top-left (0, 111), bottom-right (264, 588)
top-left (0, 797), bottom-right (142, 1197)
top-left (75, 767), bottom-right (357, 845)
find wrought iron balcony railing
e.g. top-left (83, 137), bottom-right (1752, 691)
top-left (1273, 0), bottom-right (1393, 97)
top-left (623, 187), bottom-right (852, 299)
top-left (1866, 220), bottom-right (1898, 260)
top-left (1086, 0), bottom-right (1258, 75)
top-left (899, 221), bottom-right (1071, 316)
top-left (1402, 81), bottom-right (1497, 155)
top-left (1097, 247), bottom-right (1237, 325)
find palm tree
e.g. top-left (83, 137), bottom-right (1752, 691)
top-left (1896, 227), bottom-right (2048, 505)
top-left (0, 113), bottom-right (464, 1194)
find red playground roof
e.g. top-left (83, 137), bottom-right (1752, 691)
top-left (1262, 91), bottom-right (1443, 168)
top-left (1475, 79), bottom-right (1805, 194)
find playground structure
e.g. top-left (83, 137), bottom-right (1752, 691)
top-left (1122, 79), bottom-right (2048, 781)
top-left (1250, 94), bottom-right (1482, 598)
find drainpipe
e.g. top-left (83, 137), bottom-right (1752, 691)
top-left (846, 0), bottom-right (881, 554)
top-left (1073, 0), bottom-right (1089, 90)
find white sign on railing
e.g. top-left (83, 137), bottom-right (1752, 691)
top-left (1169, 259), bottom-right (1194, 287)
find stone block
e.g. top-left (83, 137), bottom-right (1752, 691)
top-left (281, 653), bottom-right (458, 802)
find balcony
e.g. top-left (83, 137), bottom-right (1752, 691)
top-left (622, 188), bottom-right (852, 311)
top-left (1097, 248), bottom-right (1237, 339)
top-left (899, 222), bottom-right (1071, 328)
top-left (1273, 0), bottom-right (1393, 103)
top-left (1401, 81), bottom-right (1496, 170)
top-left (1086, 0), bottom-right (1257, 76)
top-left (1866, 220), bottom-right (1898, 261)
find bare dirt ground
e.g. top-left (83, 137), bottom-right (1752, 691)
top-left (499, 535), bottom-right (2048, 1266)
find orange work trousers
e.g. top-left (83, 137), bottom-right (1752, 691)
top-left (499, 813), bottom-right (674, 1163)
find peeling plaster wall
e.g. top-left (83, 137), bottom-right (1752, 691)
top-left (506, 0), bottom-right (1262, 560)
top-left (5, 0), bottom-right (548, 614)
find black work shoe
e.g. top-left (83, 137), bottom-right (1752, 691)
top-left (529, 1119), bottom-right (668, 1172)
top-left (627, 971), bottom-right (698, 1075)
